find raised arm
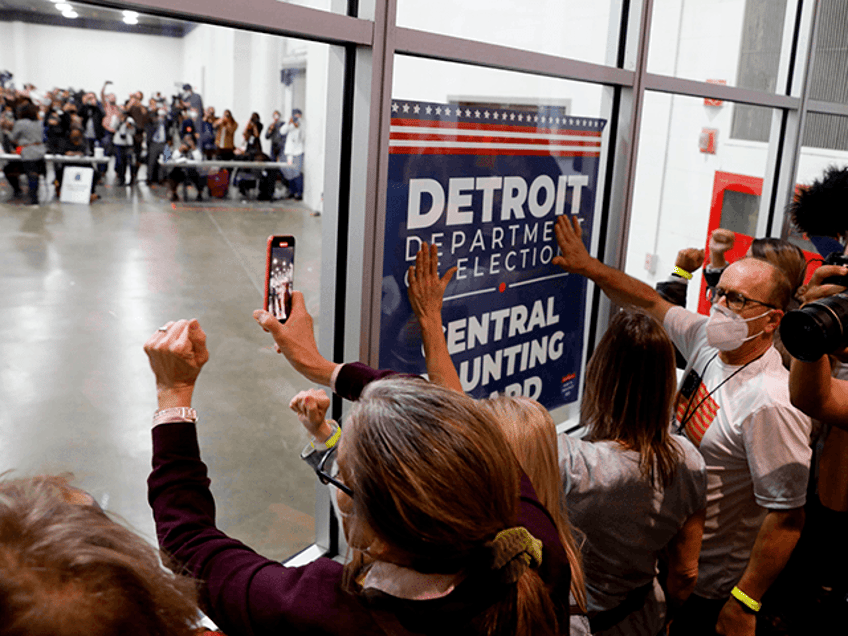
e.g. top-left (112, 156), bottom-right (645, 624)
top-left (789, 355), bottom-right (848, 423)
top-left (789, 264), bottom-right (848, 424)
top-left (552, 215), bottom-right (674, 322)
top-left (253, 292), bottom-right (337, 386)
top-left (407, 243), bottom-right (462, 393)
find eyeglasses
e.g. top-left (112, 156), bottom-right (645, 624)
top-left (316, 445), bottom-right (354, 498)
top-left (707, 286), bottom-right (778, 311)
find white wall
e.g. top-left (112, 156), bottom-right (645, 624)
top-left (0, 19), bottom-right (327, 209)
top-left (625, 0), bottom-right (769, 310)
top-left (1, 21), bottom-right (184, 102)
top-left (395, 0), bottom-right (616, 64)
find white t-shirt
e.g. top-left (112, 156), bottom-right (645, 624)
top-left (559, 434), bottom-right (706, 636)
top-left (664, 306), bottom-right (812, 598)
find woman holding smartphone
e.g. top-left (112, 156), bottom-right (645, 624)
top-left (144, 320), bottom-right (571, 636)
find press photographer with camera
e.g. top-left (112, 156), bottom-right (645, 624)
top-left (782, 166), bottom-right (848, 627)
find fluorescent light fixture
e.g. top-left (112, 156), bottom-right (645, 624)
top-left (122, 10), bottom-right (139, 18)
top-left (55, 3), bottom-right (72, 10)
top-left (123, 17), bottom-right (138, 24)
top-left (63, 10), bottom-right (78, 18)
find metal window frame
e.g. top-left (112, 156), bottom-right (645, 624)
top-left (68, 0), bottom-right (828, 561)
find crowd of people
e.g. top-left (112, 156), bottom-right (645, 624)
top-left (0, 81), bottom-right (305, 204)
top-left (3, 161), bottom-right (848, 635)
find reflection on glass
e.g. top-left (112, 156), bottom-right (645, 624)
top-left (648, 0), bottom-right (789, 91)
top-left (0, 1), bottom-right (332, 560)
top-left (627, 92), bottom-right (778, 312)
top-left (395, 0), bottom-right (622, 66)
top-left (392, 54), bottom-right (613, 430)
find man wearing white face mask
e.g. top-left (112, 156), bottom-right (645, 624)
top-left (553, 216), bottom-right (812, 636)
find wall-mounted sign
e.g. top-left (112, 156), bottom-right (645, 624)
top-left (380, 100), bottom-right (606, 409)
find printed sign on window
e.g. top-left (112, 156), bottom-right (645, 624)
top-left (380, 100), bottom-right (606, 409)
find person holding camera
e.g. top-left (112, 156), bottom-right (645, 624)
top-left (552, 215), bottom-right (812, 636)
top-left (785, 228), bottom-right (848, 629)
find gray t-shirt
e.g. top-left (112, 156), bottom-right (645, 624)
top-left (664, 306), bottom-right (812, 598)
top-left (559, 434), bottom-right (705, 636)
top-left (10, 119), bottom-right (45, 161)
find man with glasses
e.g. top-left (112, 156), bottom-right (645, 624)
top-left (553, 216), bottom-right (811, 636)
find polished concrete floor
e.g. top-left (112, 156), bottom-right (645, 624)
top-left (0, 176), bottom-right (323, 561)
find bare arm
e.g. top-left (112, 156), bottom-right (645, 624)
top-left (789, 265), bottom-right (848, 424)
top-left (407, 243), bottom-right (462, 392)
top-left (665, 508), bottom-right (705, 617)
top-left (715, 508), bottom-right (805, 636)
top-left (789, 355), bottom-right (848, 424)
top-left (253, 292), bottom-right (337, 386)
top-left (708, 229), bottom-right (735, 270)
top-left (552, 215), bottom-right (674, 322)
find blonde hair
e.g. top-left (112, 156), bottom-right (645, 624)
top-left (342, 377), bottom-right (563, 635)
top-left (482, 396), bottom-right (587, 613)
top-left (0, 475), bottom-right (201, 636)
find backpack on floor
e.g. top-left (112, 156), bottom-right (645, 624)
top-left (207, 169), bottom-right (229, 198)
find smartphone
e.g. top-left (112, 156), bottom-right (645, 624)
top-left (264, 235), bottom-right (295, 323)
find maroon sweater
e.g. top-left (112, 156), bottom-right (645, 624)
top-left (148, 364), bottom-right (570, 635)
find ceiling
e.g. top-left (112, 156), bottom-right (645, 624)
top-left (0, 1), bottom-right (194, 37)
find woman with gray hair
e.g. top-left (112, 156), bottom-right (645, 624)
top-left (144, 319), bottom-right (572, 635)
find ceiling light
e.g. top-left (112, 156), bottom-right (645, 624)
top-left (122, 10), bottom-right (139, 18)
top-left (122, 16), bottom-right (138, 24)
top-left (55, 3), bottom-right (72, 10)
top-left (63, 10), bottom-right (78, 18)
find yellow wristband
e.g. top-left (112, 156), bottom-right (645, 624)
top-left (324, 423), bottom-right (342, 449)
top-left (673, 266), bottom-right (693, 280)
top-left (310, 421), bottom-right (341, 450)
top-left (731, 586), bottom-right (761, 613)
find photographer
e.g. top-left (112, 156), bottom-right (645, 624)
top-left (785, 261), bottom-right (848, 629)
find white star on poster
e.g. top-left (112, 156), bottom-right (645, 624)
top-left (425, 106), bottom-right (432, 114)
top-left (483, 111), bottom-right (490, 118)
top-left (392, 103), bottom-right (399, 113)
top-left (402, 103), bottom-right (410, 113)
top-left (413, 104), bottom-right (420, 114)
top-left (474, 110), bottom-right (481, 118)
top-left (465, 109), bottom-right (471, 117)
top-left (435, 106), bottom-right (442, 115)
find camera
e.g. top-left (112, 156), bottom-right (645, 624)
top-left (821, 252), bottom-right (848, 286)
top-left (780, 292), bottom-right (848, 362)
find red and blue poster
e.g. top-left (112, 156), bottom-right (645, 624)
top-left (380, 99), bottom-right (606, 409)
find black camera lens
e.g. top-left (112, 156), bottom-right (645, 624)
top-left (780, 293), bottom-right (848, 361)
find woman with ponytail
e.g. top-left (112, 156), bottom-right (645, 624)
top-left (145, 319), bottom-right (571, 636)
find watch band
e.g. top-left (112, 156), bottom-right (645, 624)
top-left (731, 586), bottom-right (761, 613)
top-left (153, 406), bottom-right (198, 426)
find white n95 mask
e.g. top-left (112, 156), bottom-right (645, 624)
top-left (706, 304), bottom-right (772, 351)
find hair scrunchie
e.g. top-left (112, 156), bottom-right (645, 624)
top-left (490, 526), bottom-right (543, 584)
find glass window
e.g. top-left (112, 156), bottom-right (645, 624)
top-left (793, 113), bottom-right (848, 258)
top-left (648, 0), bottom-right (790, 91)
top-left (626, 91), bottom-right (781, 314)
top-left (395, 0), bottom-right (623, 66)
top-left (0, 4), bottom-right (338, 561)
top-left (807, 0), bottom-right (848, 106)
top-left (390, 56), bottom-right (613, 431)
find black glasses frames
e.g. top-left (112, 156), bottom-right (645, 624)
top-left (707, 286), bottom-right (778, 311)
top-left (316, 445), bottom-right (354, 498)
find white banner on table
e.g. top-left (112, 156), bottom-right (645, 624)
top-left (60, 167), bottom-right (93, 204)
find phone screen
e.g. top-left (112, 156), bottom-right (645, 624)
top-left (265, 236), bottom-right (295, 323)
